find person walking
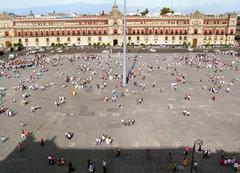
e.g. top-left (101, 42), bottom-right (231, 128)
top-left (87, 159), bottom-right (91, 169)
top-left (102, 158), bottom-right (107, 173)
top-left (1, 136), bottom-right (5, 143)
top-left (193, 161), bottom-right (198, 170)
top-left (115, 147), bottom-right (121, 158)
top-left (67, 161), bottom-right (75, 173)
top-left (17, 142), bottom-right (22, 152)
top-left (40, 138), bottom-right (44, 146)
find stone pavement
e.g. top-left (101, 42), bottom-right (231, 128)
top-left (0, 52), bottom-right (240, 173)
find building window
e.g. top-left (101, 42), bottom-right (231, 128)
top-left (155, 30), bottom-right (158, 34)
top-left (194, 29), bottom-right (198, 34)
top-left (30, 31), bottom-right (33, 36)
top-left (56, 31), bottom-right (60, 36)
top-left (46, 38), bottom-right (49, 42)
top-left (214, 36), bottom-right (217, 40)
top-left (35, 38), bottom-right (39, 42)
top-left (184, 36), bottom-right (187, 40)
top-left (165, 30), bottom-right (168, 34)
top-left (170, 30), bottom-right (174, 35)
top-left (18, 39), bottom-right (22, 42)
top-left (230, 29), bottom-right (234, 34)
top-left (160, 30), bottom-right (163, 35)
top-left (57, 37), bottom-right (60, 42)
top-left (88, 37), bottom-right (91, 41)
top-left (184, 30), bottom-right (188, 35)
top-left (104, 30), bottom-right (107, 34)
top-left (209, 30), bottom-right (212, 35)
top-left (137, 36), bottom-right (140, 41)
top-left (215, 30), bottom-right (219, 35)
top-left (88, 30), bottom-right (91, 35)
top-left (98, 37), bottom-right (102, 42)
top-left (51, 31), bottom-right (54, 36)
top-left (17, 32), bottom-right (21, 36)
top-left (46, 31), bottom-right (49, 36)
top-left (137, 30), bottom-right (140, 34)
top-left (35, 31), bottom-right (38, 36)
top-left (204, 36), bottom-right (207, 40)
top-left (141, 30), bottom-right (144, 34)
top-left (67, 30), bottom-right (71, 36)
top-left (172, 36), bottom-right (175, 40)
top-left (67, 37), bottom-right (71, 42)
top-left (40, 31), bottom-right (44, 36)
top-left (128, 36), bottom-right (131, 41)
top-left (24, 31), bottom-right (28, 36)
top-left (25, 38), bottom-right (28, 43)
top-left (83, 30), bottom-right (86, 35)
top-left (61, 31), bottom-right (65, 35)
top-left (165, 36), bottom-right (168, 40)
top-left (72, 30), bottom-right (75, 35)
top-left (77, 37), bottom-right (81, 41)
top-left (132, 30), bottom-right (135, 35)
top-left (179, 30), bottom-right (182, 35)
top-left (4, 31), bottom-right (9, 36)
top-left (179, 36), bottom-right (182, 40)
top-left (221, 30), bottom-right (224, 35)
top-left (98, 30), bottom-right (102, 35)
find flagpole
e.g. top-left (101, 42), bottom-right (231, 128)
top-left (123, 0), bottom-right (127, 85)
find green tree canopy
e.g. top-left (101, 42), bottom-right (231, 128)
top-left (140, 9), bottom-right (149, 16)
top-left (160, 7), bottom-right (174, 15)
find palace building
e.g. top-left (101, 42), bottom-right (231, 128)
top-left (0, 3), bottom-right (238, 48)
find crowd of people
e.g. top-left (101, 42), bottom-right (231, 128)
top-left (0, 50), bottom-right (240, 173)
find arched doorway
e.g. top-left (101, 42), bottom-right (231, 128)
top-left (113, 39), bottom-right (118, 46)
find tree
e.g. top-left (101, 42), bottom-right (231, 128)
top-left (6, 41), bottom-right (12, 48)
top-left (140, 9), bottom-right (149, 16)
top-left (96, 42), bottom-right (101, 47)
top-left (51, 43), bottom-right (55, 47)
top-left (17, 42), bottom-right (23, 50)
top-left (160, 7), bottom-right (174, 15)
top-left (106, 43), bottom-right (110, 47)
top-left (93, 43), bottom-right (97, 48)
top-left (88, 43), bottom-right (92, 47)
top-left (182, 41), bottom-right (188, 48)
top-left (102, 43), bottom-right (106, 47)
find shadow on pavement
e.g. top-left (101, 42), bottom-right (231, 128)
top-left (0, 135), bottom-right (239, 173)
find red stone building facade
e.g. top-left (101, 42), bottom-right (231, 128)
top-left (0, 4), bottom-right (237, 48)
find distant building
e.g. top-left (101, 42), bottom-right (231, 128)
top-left (236, 15), bottom-right (240, 42)
top-left (0, 2), bottom-right (238, 48)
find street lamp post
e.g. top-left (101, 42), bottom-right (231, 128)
top-left (190, 139), bottom-right (203, 173)
top-left (122, 0), bottom-right (127, 85)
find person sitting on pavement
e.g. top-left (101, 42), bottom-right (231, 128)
top-left (65, 131), bottom-right (73, 140)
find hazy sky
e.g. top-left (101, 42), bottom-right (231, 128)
top-left (1, 0), bottom-right (240, 11)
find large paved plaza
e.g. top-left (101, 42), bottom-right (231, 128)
top-left (0, 52), bottom-right (240, 173)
